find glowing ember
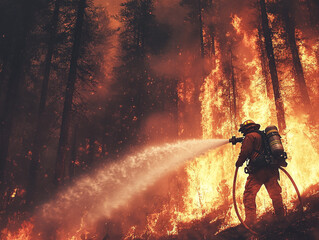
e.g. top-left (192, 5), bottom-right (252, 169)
top-left (11, 188), bottom-right (18, 198)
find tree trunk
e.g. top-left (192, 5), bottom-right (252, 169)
top-left (257, 24), bottom-right (272, 99)
top-left (0, 23), bottom-right (28, 185)
top-left (306, 0), bottom-right (315, 27)
top-left (54, 0), bottom-right (86, 185)
top-left (191, 0), bottom-right (205, 137)
top-left (282, 0), bottom-right (312, 112)
top-left (198, 0), bottom-right (205, 59)
top-left (0, 53), bottom-right (10, 101)
top-left (171, 78), bottom-right (179, 138)
top-left (69, 124), bottom-right (78, 180)
top-left (259, 0), bottom-right (287, 131)
top-left (208, 25), bottom-right (216, 67)
top-left (230, 50), bottom-right (237, 130)
top-left (26, 0), bottom-right (61, 203)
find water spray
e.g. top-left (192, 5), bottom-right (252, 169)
top-left (229, 137), bottom-right (303, 236)
top-left (27, 139), bottom-right (229, 238)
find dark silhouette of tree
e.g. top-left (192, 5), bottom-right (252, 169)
top-left (230, 50), bottom-right (238, 130)
top-left (259, 0), bottom-right (286, 131)
top-left (0, 0), bottom-right (47, 186)
top-left (257, 24), bottom-right (273, 99)
top-left (280, 0), bottom-right (312, 112)
top-left (305, 0), bottom-right (319, 29)
top-left (54, 0), bottom-right (87, 185)
top-left (114, 0), bottom-right (172, 147)
top-left (26, 0), bottom-right (62, 204)
top-left (179, 0), bottom-right (213, 137)
top-left (53, 0), bottom-right (112, 184)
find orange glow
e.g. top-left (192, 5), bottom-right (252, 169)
top-left (4, 6), bottom-right (319, 240)
top-left (177, 13), bottom-right (319, 231)
top-left (231, 14), bottom-right (242, 35)
top-left (2, 221), bottom-right (33, 240)
top-left (11, 188), bottom-right (18, 198)
top-left (140, 13), bottom-right (319, 235)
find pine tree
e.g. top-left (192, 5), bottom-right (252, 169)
top-left (259, 0), bottom-right (286, 131)
top-left (54, 0), bottom-right (87, 185)
top-left (27, 0), bottom-right (61, 204)
top-left (280, 0), bottom-right (312, 112)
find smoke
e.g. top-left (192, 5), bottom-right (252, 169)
top-left (94, 0), bottom-right (121, 28)
top-left (31, 139), bottom-right (228, 239)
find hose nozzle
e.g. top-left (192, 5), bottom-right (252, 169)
top-left (229, 136), bottom-right (244, 145)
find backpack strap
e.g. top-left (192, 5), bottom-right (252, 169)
top-left (251, 131), bottom-right (266, 159)
top-left (246, 131), bottom-right (269, 170)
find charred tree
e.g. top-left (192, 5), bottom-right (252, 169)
top-left (257, 24), bottom-right (272, 99)
top-left (0, 1), bottom-right (12, 102)
top-left (69, 124), bottom-right (78, 180)
top-left (0, 48), bottom-right (11, 104)
top-left (54, 0), bottom-right (86, 185)
top-left (259, 0), bottom-right (287, 131)
top-left (281, 0), bottom-right (312, 112)
top-left (0, 3), bottom-right (37, 185)
top-left (207, 24), bottom-right (216, 67)
top-left (116, 0), bottom-right (149, 145)
top-left (0, 43), bottom-right (26, 184)
top-left (306, 0), bottom-right (319, 29)
top-left (26, 0), bottom-right (61, 204)
top-left (192, 0), bottom-right (205, 137)
top-left (180, 0), bottom-right (213, 137)
top-left (206, 0), bottom-right (216, 65)
top-left (199, 0), bottom-right (205, 59)
top-left (116, 0), bottom-right (171, 144)
top-left (230, 50), bottom-right (237, 130)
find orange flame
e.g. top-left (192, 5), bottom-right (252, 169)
top-left (2, 221), bottom-right (33, 240)
top-left (163, 13), bottom-right (319, 233)
top-left (5, 10), bottom-right (319, 240)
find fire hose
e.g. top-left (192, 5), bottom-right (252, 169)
top-left (232, 166), bottom-right (303, 236)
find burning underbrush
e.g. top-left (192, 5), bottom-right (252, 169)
top-left (2, 126), bottom-right (319, 240)
top-left (2, 182), bottom-right (319, 240)
top-left (1, 139), bottom-right (232, 240)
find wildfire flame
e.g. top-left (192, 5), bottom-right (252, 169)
top-left (177, 12), bottom-right (319, 231)
top-left (3, 7), bottom-right (319, 240)
top-left (1, 221), bottom-right (33, 240)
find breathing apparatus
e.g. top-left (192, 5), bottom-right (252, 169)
top-left (265, 125), bottom-right (288, 167)
top-left (229, 121), bottom-right (302, 236)
top-left (229, 123), bottom-right (288, 169)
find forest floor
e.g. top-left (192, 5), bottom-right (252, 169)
top-left (161, 183), bottom-right (319, 240)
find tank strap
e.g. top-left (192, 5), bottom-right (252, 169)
top-left (252, 131), bottom-right (266, 157)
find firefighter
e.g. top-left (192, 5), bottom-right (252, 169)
top-left (235, 120), bottom-right (285, 226)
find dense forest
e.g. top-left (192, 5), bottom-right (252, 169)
top-left (0, 0), bottom-right (319, 239)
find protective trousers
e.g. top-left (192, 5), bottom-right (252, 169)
top-left (243, 169), bottom-right (284, 225)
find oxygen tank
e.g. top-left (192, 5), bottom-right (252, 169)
top-left (265, 125), bottom-right (284, 157)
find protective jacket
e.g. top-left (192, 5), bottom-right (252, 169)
top-left (236, 128), bottom-right (284, 224)
top-left (236, 129), bottom-right (263, 167)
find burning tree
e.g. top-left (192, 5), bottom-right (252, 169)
top-left (1, 0), bottom-right (319, 239)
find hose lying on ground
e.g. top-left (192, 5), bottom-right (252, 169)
top-left (232, 166), bottom-right (303, 236)
top-left (233, 167), bottom-right (258, 235)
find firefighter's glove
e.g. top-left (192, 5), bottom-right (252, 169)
top-left (235, 160), bottom-right (243, 168)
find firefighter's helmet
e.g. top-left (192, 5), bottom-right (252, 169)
top-left (239, 120), bottom-right (260, 133)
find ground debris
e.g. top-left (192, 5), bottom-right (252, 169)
top-left (158, 184), bottom-right (319, 240)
